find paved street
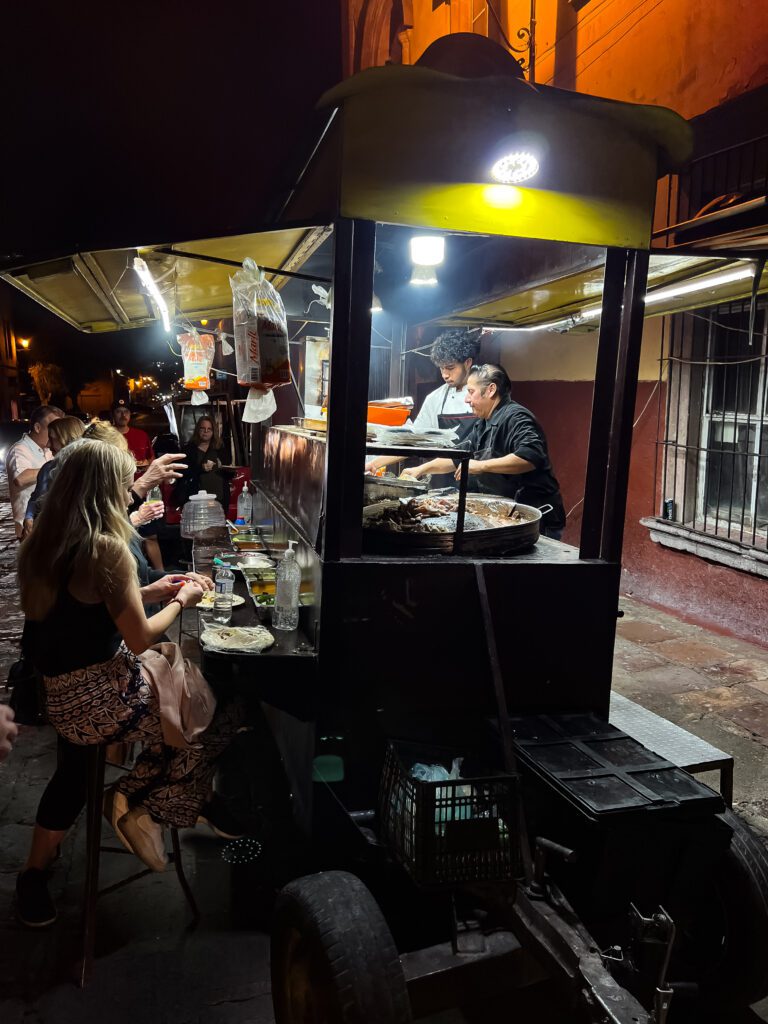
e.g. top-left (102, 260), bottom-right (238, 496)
top-left (2, 472), bottom-right (768, 1023)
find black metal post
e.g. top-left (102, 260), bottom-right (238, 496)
top-left (579, 248), bottom-right (628, 560)
top-left (600, 249), bottom-right (650, 562)
top-left (322, 218), bottom-right (376, 561)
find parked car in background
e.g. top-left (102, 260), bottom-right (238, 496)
top-left (0, 421), bottom-right (29, 467)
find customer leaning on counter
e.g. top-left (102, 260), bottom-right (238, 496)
top-left (403, 363), bottom-right (566, 539)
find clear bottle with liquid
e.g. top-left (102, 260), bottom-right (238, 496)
top-left (236, 487), bottom-right (253, 525)
top-left (273, 540), bottom-right (300, 631)
top-left (213, 567), bottom-right (235, 624)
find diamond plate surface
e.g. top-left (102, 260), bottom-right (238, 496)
top-left (609, 692), bottom-right (732, 769)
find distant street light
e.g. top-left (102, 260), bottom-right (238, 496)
top-left (19, 338), bottom-right (30, 349)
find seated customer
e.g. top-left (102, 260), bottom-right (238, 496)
top-left (22, 416), bottom-right (86, 533)
top-left (180, 415), bottom-right (227, 505)
top-left (15, 435), bottom-right (216, 927)
top-left (18, 444), bottom-right (242, 887)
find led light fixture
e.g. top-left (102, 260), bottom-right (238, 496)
top-left (410, 235), bottom-right (445, 267)
top-left (371, 294), bottom-right (383, 313)
top-left (410, 266), bottom-right (438, 286)
top-left (133, 256), bottom-right (172, 332)
top-left (490, 151), bottom-right (539, 185)
top-left (644, 265), bottom-right (755, 306)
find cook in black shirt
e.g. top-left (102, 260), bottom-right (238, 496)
top-left (404, 364), bottom-right (566, 537)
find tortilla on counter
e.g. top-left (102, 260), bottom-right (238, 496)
top-left (200, 625), bottom-right (275, 653)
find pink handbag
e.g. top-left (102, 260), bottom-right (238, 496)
top-left (140, 642), bottom-right (216, 749)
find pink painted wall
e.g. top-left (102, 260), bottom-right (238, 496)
top-left (513, 379), bottom-right (768, 648)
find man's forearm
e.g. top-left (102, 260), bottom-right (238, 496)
top-left (14, 468), bottom-right (38, 488)
top-left (478, 454), bottom-right (536, 475)
top-left (417, 458), bottom-right (456, 477)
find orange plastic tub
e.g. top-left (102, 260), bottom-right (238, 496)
top-left (366, 404), bottom-right (411, 426)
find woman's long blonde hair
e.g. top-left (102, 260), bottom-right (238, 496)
top-left (19, 440), bottom-right (136, 620)
top-left (83, 419), bottom-right (129, 450)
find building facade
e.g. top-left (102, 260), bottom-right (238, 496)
top-left (343, 0), bottom-right (768, 644)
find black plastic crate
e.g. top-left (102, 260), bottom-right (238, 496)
top-left (506, 713), bottom-right (723, 822)
top-left (379, 740), bottom-right (520, 887)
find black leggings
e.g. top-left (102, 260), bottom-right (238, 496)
top-left (36, 737), bottom-right (89, 832)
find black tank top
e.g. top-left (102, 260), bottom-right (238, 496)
top-left (30, 587), bottom-right (122, 676)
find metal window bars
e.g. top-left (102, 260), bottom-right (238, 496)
top-left (658, 298), bottom-right (768, 550)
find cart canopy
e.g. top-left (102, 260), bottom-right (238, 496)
top-left (286, 63), bottom-right (692, 251)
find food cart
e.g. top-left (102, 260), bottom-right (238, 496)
top-left (5, 36), bottom-right (768, 1024)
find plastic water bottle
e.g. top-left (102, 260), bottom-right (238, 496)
top-left (213, 567), bottom-right (235, 624)
top-left (236, 488), bottom-right (253, 525)
top-left (273, 541), bottom-right (300, 631)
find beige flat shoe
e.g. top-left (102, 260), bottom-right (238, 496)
top-left (103, 786), bottom-right (131, 849)
top-left (117, 806), bottom-right (168, 872)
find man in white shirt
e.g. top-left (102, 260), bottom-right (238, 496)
top-left (6, 405), bottom-right (64, 538)
top-left (366, 329), bottom-right (480, 474)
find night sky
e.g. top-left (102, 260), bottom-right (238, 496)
top-left (1, 1), bottom-right (344, 376)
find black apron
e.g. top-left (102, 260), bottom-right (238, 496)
top-left (432, 388), bottom-right (476, 489)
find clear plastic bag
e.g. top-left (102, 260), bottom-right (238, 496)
top-left (179, 329), bottom-right (215, 405)
top-left (230, 258), bottom-right (291, 389)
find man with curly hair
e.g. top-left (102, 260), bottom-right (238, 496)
top-left (366, 328), bottom-right (480, 474)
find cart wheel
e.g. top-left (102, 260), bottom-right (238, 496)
top-left (681, 809), bottom-right (768, 1008)
top-left (271, 870), bottom-right (412, 1024)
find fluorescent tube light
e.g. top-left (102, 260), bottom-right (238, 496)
top-left (644, 265), bottom-right (755, 305)
top-left (133, 257), bottom-right (172, 332)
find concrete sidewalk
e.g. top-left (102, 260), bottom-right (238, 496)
top-left (2, 472), bottom-right (768, 1023)
top-left (613, 597), bottom-right (768, 833)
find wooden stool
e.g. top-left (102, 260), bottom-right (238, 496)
top-left (79, 745), bottom-right (200, 987)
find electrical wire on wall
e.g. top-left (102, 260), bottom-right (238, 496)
top-left (542, 0), bottom-right (669, 85)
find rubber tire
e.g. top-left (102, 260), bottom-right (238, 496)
top-left (271, 870), bottom-right (412, 1024)
top-left (705, 809), bottom-right (768, 1007)
top-left (678, 808), bottom-right (768, 1009)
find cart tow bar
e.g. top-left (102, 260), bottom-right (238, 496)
top-left (528, 837), bottom-right (577, 900)
top-left (632, 905), bottom-right (675, 1024)
top-left (474, 563), bottom-right (533, 881)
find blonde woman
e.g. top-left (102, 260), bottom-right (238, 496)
top-left (18, 443), bottom-right (241, 879)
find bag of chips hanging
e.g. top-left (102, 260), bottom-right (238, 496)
top-left (230, 258), bottom-right (290, 389)
top-left (179, 330), bottom-right (215, 405)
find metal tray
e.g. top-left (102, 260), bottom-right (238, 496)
top-left (362, 495), bottom-right (542, 555)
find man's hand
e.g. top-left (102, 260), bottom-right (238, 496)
top-left (0, 706), bottom-right (19, 762)
top-left (140, 577), bottom-right (185, 604)
top-left (400, 467), bottom-right (421, 479)
top-left (130, 502), bottom-right (165, 528)
top-left (21, 519), bottom-right (34, 539)
top-left (134, 453), bottom-right (187, 496)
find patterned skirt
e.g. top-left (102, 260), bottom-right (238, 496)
top-left (44, 643), bottom-right (155, 746)
top-left (43, 643), bottom-right (242, 828)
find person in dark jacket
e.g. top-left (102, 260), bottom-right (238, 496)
top-left (179, 416), bottom-right (227, 505)
top-left (404, 364), bottom-right (566, 537)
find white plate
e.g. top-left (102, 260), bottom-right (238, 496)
top-left (198, 593), bottom-right (246, 609)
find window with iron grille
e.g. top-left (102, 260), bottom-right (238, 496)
top-left (661, 298), bottom-right (768, 550)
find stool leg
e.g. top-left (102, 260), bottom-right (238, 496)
top-left (79, 746), bottom-right (106, 988)
top-left (170, 828), bottom-right (200, 928)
